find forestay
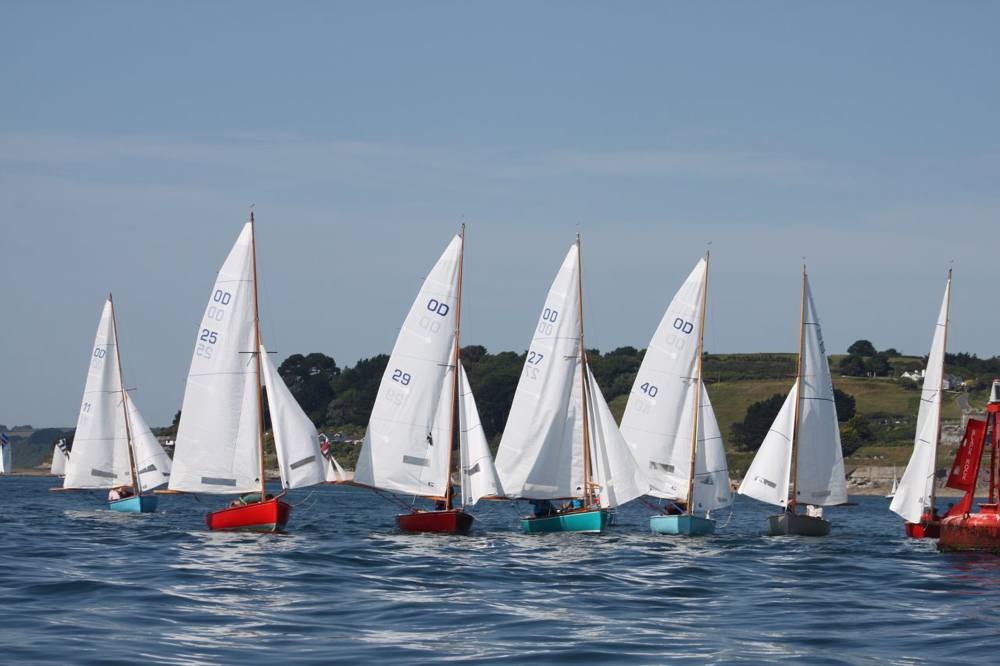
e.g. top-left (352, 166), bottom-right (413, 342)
top-left (169, 223), bottom-right (262, 494)
top-left (891, 277), bottom-right (950, 522)
top-left (586, 368), bottom-right (650, 508)
top-left (494, 246), bottom-right (584, 500)
top-left (794, 276), bottom-right (848, 506)
top-left (260, 345), bottom-right (326, 490)
top-left (64, 300), bottom-right (133, 489)
top-left (458, 363), bottom-right (504, 505)
top-left (353, 235), bottom-right (462, 498)
top-left (620, 258), bottom-right (707, 500)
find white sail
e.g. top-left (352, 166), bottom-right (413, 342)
top-left (586, 367), bottom-right (650, 508)
top-left (693, 385), bottom-right (734, 511)
top-left (494, 246), bottom-right (585, 499)
top-left (125, 394), bottom-right (172, 492)
top-left (169, 223), bottom-right (262, 494)
top-left (51, 441), bottom-right (69, 476)
top-left (64, 299), bottom-right (133, 489)
top-left (620, 258), bottom-right (707, 500)
top-left (794, 275), bottom-right (848, 506)
top-left (0, 441), bottom-right (10, 474)
top-left (891, 276), bottom-right (949, 522)
top-left (325, 454), bottom-right (348, 482)
top-left (458, 363), bottom-right (504, 506)
top-left (260, 345), bottom-right (327, 490)
top-left (738, 381), bottom-right (797, 507)
top-left (353, 235), bottom-right (462, 498)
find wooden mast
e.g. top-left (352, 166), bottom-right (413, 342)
top-left (788, 265), bottom-right (807, 514)
top-left (576, 234), bottom-right (593, 507)
top-left (443, 224), bottom-right (465, 510)
top-left (250, 213), bottom-right (267, 501)
top-left (685, 252), bottom-right (710, 515)
top-left (929, 268), bottom-right (952, 516)
top-left (109, 293), bottom-right (142, 497)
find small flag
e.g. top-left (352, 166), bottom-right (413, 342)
top-left (0, 432), bottom-right (8, 446)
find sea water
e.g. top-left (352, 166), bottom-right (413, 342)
top-left (1, 476), bottom-right (997, 664)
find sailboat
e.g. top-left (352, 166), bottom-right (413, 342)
top-left (168, 216), bottom-right (328, 531)
top-left (620, 253), bottom-right (733, 535)
top-left (50, 439), bottom-right (70, 477)
top-left (885, 466), bottom-right (898, 499)
top-left (890, 271), bottom-right (950, 538)
top-left (738, 266), bottom-right (848, 536)
top-left (494, 236), bottom-right (649, 533)
top-left (318, 433), bottom-right (348, 483)
top-left (61, 296), bottom-right (172, 512)
top-left (0, 433), bottom-right (11, 474)
top-left (353, 227), bottom-right (503, 534)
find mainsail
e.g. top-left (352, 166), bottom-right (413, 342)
top-left (169, 224), bottom-right (261, 494)
top-left (619, 257), bottom-right (732, 510)
top-left (891, 274), bottom-right (950, 522)
top-left (494, 246), bottom-right (585, 499)
top-left (495, 242), bottom-right (648, 507)
top-left (354, 233), bottom-right (500, 503)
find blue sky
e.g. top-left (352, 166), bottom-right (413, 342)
top-left (1, 1), bottom-right (998, 427)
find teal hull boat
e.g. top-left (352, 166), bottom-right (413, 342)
top-left (650, 514), bottom-right (716, 535)
top-left (108, 495), bottom-right (158, 513)
top-left (522, 509), bottom-right (607, 533)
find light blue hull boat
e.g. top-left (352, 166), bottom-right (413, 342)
top-left (108, 495), bottom-right (158, 513)
top-left (650, 514), bottom-right (716, 535)
top-left (522, 509), bottom-right (608, 533)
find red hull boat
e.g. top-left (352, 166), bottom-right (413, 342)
top-left (905, 515), bottom-right (941, 539)
top-left (396, 509), bottom-right (474, 534)
top-left (205, 496), bottom-right (291, 532)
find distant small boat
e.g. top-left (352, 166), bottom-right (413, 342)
top-left (353, 227), bottom-right (503, 534)
top-left (61, 296), bottom-right (172, 512)
top-left (318, 434), bottom-right (348, 483)
top-left (494, 236), bottom-right (649, 533)
top-left (891, 271), bottom-right (951, 538)
top-left (50, 439), bottom-right (70, 477)
top-left (168, 216), bottom-right (329, 531)
top-left (0, 433), bottom-right (11, 474)
top-left (620, 252), bottom-right (733, 536)
top-left (885, 466), bottom-right (898, 499)
top-left (738, 266), bottom-right (849, 536)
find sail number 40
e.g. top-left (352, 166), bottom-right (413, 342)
top-left (640, 382), bottom-right (659, 398)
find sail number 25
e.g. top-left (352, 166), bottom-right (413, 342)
top-left (197, 290), bottom-right (232, 359)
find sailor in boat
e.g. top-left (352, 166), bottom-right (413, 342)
top-left (228, 492), bottom-right (274, 509)
top-left (531, 499), bottom-right (555, 517)
top-left (664, 501), bottom-right (687, 516)
top-left (108, 486), bottom-right (134, 502)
